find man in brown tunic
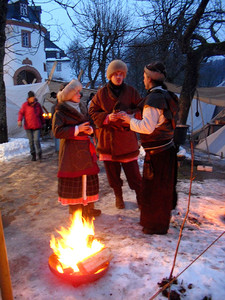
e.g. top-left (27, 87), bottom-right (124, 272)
top-left (89, 60), bottom-right (142, 209)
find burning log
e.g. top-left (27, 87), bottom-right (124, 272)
top-left (87, 235), bottom-right (95, 247)
top-left (77, 247), bottom-right (113, 275)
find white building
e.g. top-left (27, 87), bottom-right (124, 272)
top-left (4, 0), bottom-right (73, 86)
top-left (44, 33), bottom-right (73, 82)
top-left (4, 0), bottom-right (47, 86)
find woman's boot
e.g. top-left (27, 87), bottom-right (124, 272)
top-left (82, 205), bottom-right (90, 220)
top-left (88, 202), bottom-right (101, 217)
top-left (114, 187), bottom-right (125, 209)
top-left (69, 204), bottom-right (82, 215)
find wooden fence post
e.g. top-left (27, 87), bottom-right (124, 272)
top-left (0, 211), bottom-right (13, 300)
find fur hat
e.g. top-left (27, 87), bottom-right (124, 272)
top-left (106, 60), bottom-right (128, 80)
top-left (57, 79), bottom-right (82, 102)
top-left (144, 61), bottom-right (166, 81)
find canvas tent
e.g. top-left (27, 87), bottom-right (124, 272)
top-left (6, 82), bottom-right (50, 138)
top-left (166, 82), bottom-right (225, 156)
top-left (166, 82), bottom-right (225, 107)
top-left (5, 80), bottom-right (96, 139)
top-left (186, 99), bottom-right (217, 132)
top-left (196, 125), bottom-right (225, 157)
top-left (166, 82), bottom-right (225, 132)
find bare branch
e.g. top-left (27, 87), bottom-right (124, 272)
top-left (182, 0), bottom-right (210, 52)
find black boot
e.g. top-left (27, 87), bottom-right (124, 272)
top-left (135, 189), bottom-right (142, 209)
top-left (113, 187), bottom-right (125, 209)
top-left (31, 153), bottom-right (36, 161)
top-left (38, 152), bottom-right (42, 160)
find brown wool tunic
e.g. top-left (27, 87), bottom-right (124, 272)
top-left (89, 83), bottom-right (142, 160)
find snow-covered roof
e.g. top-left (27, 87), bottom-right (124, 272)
top-left (46, 58), bottom-right (70, 62)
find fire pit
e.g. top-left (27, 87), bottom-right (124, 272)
top-left (48, 253), bottom-right (110, 286)
top-left (48, 209), bottom-right (112, 286)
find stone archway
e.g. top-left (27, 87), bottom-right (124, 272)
top-left (13, 66), bottom-right (42, 85)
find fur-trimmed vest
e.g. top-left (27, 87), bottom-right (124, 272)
top-left (140, 89), bottom-right (179, 148)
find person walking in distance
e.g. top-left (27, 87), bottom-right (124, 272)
top-left (18, 91), bottom-right (45, 161)
top-left (89, 60), bottom-right (142, 209)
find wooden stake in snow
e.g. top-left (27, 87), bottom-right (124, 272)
top-left (77, 247), bottom-right (113, 275)
top-left (0, 212), bottom-right (13, 300)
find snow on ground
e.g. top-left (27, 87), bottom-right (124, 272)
top-left (0, 138), bottom-right (225, 300)
top-left (0, 138), bottom-right (50, 162)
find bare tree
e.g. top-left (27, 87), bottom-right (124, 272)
top-left (0, 0), bottom-right (8, 143)
top-left (63, 0), bottom-right (133, 88)
top-left (136, 0), bottom-right (225, 124)
top-left (67, 38), bottom-right (88, 80)
top-left (179, 0), bottom-right (225, 124)
top-left (199, 58), bottom-right (225, 86)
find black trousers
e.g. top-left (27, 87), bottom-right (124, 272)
top-left (103, 160), bottom-right (142, 192)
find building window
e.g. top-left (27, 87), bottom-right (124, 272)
top-left (56, 62), bottom-right (62, 72)
top-left (43, 63), bottom-right (46, 72)
top-left (21, 30), bottom-right (31, 48)
top-left (20, 3), bottom-right (28, 17)
top-left (56, 52), bottom-right (60, 59)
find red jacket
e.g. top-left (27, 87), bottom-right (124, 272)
top-left (18, 100), bottom-right (45, 130)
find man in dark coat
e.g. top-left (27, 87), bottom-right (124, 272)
top-left (121, 61), bottom-right (179, 234)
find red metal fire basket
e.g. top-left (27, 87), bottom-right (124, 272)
top-left (48, 253), bottom-right (110, 286)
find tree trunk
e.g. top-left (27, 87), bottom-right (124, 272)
top-left (0, 0), bottom-right (8, 144)
top-left (178, 51), bottom-right (202, 125)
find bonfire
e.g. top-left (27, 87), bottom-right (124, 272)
top-left (49, 209), bottom-right (112, 285)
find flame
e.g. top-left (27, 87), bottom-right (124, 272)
top-left (42, 113), bottom-right (52, 119)
top-left (50, 209), bottom-right (104, 273)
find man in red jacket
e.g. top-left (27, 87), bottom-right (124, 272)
top-left (18, 91), bottom-right (45, 161)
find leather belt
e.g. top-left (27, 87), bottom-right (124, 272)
top-left (144, 140), bottom-right (174, 155)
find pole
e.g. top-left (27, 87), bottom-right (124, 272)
top-left (47, 61), bottom-right (57, 83)
top-left (0, 211), bottom-right (13, 300)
